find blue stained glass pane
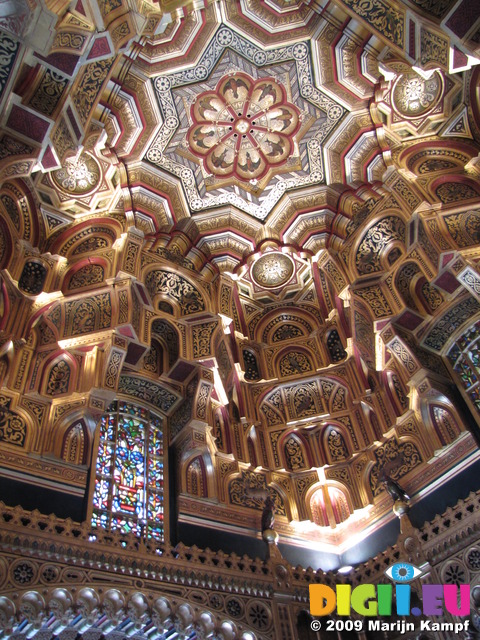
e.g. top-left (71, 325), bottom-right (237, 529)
top-left (447, 344), bottom-right (460, 365)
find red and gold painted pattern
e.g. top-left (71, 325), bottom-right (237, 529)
top-left (188, 73), bottom-right (300, 182)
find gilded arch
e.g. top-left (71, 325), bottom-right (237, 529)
top-left (354, 214), bottom-right (407, 276)
top-left (144, 268), bottom-right (207, 316)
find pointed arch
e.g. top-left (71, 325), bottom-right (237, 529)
top-left (90, 399), bottom-right (165, 541)
top-left (62, 420), bottom-right (89, 465)
top-left (280, 431), bottom-right (310, 471)
top-left (429, 404), bottom-right (462, 447)
top-left (185, 456), bottom-right (208, 498)
top-left (41, 352), bottom-right (78, 397)
top-left (321, 424), bottom-right (350, 463)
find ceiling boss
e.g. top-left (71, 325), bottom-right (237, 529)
top-left (188, 73), bottom-right (301, 183)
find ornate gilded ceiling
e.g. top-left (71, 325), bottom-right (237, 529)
top-left (1, 0), bottom-right (480, 563)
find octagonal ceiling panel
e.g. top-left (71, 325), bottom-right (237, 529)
top-left (145, 26), bottom-right (347, 221)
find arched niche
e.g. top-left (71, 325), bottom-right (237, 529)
top-left (149, 318), bottom-right (180, 370)
top-left (179, 440), bottom-right (215, 499)
top-left (212, 406), bottom-right (232, 454)
top-left (384, 369), bottom-right (410, 416)
top-left (354, 214), bottom-right (406, 276)
top-left (259, 377), bottom-right (350, 428)
top-left (185, 455), bottom-right (208, 498)
top-left (48, 411), bottom-right (96, 465)
top-left (18, 260), bottom-right (48, 295)
top-left (415, 394), bottom-right (464, 450)
top-left (143, 338), bottom-right (164, 376)
top-left (245, 425), bottom-right (260, 468)
top-left (227, 470), bottom-right (289, 520)
top-left (41, 352), bottom-right (78, 397)
top-left (62, 258), bottom-right (107, 294)
top-left (51, 219), bottom-right (122, 258)
top-left (433, 177), bottom-right (480, 206)
top-left (0, 179), bottom-right (38, 246)
top-left (429, 403), bottom-right (462, 447)
top-left (276, 348), bottom-right (314, 378)
top-left (242, 348), bottom-right (261, 381)
top-left (144, 268), bottom-right (207, 317)
top-left (255, 308), bottom-right (316, 344)
top-left (352, 300), bottom-right (375, 371)
top-left (280, 431), bottom-right (310, 472)
top-left (61, 420), bottom-right (89, 465)
top-left (368, 436), bottom-right (422, 499)
top-left (307, 482), bottom-right (354, 529)
top-left (325, 328), bottom-right (347, 363)
top-left (401, 141), bottom-right (475, 178)
top-left (394, 260), bottom-right (444, 315)
top-left (321, 424), bottom-right (350, 464)
top-left (0, 395), bottom-right (32, 450)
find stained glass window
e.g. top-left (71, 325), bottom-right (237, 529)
top-left (92, 400), bottom-right (164, 541)
top-left (447, 322), bottom-right (480, 414)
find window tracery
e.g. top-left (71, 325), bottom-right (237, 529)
top-left (447, 323), bottom-right (480, 414)
top-left (92, 401), bottom-right (164, 541)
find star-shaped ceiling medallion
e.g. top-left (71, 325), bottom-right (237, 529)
top-left (146, 27), bottom-right (346, 221)
top-left (187, 73), bottom-right (301, 186)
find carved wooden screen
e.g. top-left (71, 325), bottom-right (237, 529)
top-left (92, 400), bottom-right (164, 541)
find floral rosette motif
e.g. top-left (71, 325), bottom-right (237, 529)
top-left (51, 152), bottom-right (101, 195)
top-left (188, 73), bottom-right (300, 181)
